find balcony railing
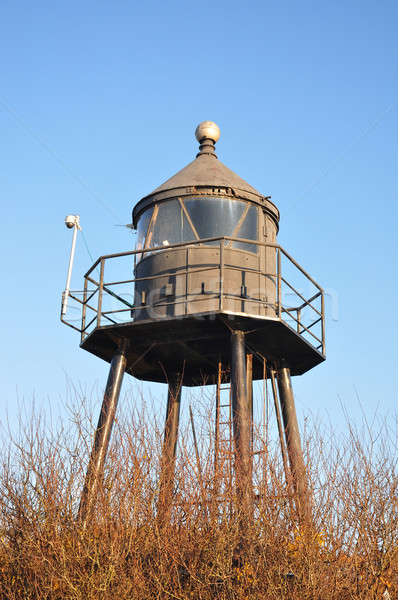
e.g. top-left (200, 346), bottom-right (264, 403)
top-left (61, 237), bottom-right (325, 356)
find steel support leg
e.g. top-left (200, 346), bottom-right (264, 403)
top-left (276, 361), bottom-right (310, 523)
top-left (269, 367), bottom-right (291, 494)
top-left (158, 374), bottom-right (182, 522)
top-left (246, 353), bottom-right (253, 451)
top-left (231, 331), bottom-right (252, 522)
top-left (78, 339), bottom-right (128, 524)
top-left (214, 361), bottom-right (222, 473)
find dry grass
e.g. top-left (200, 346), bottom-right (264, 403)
top-left (0, 386), bottom-right (397, 599)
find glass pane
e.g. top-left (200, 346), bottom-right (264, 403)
top-left (136, 207), bottom-right (154, 251)
top-left (232, 205), bottom-right (258, 253)
top-left (149, 200), bottom-right (196, 247)
top-left (136, 198), bottom-right (259, 260)
top-left (184, 197), bottom-right (246, 242)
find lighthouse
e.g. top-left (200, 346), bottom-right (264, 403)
top-left (62, 122), bottom-right (325, 525)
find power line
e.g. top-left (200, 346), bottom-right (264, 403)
top-left (0, 97), bottom-right (126, 225)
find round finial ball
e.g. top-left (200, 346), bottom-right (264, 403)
top-left (195, 121), bottom-right (220, 143)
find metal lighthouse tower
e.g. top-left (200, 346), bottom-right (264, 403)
top-left (61, 121), bottom-right (325, 526)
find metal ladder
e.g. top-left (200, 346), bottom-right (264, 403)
top-left (213, 355), bottom-right (253, 509)
top-left (214, 361), bottom-right (234, 510)
top-left (213, 352), bottom-right (295, 515)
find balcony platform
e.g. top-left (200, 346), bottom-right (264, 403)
top-left (80, 310), bottom-right (325, 386)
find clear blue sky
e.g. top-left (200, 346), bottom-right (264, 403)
top-left (1, 1), bottom-right (397, 437)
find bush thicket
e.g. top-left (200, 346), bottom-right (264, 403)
top-left (0, 386), bottom-right (397, 599)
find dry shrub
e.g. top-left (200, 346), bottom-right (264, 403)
top-left (0, 386), bottom-right (397, 599)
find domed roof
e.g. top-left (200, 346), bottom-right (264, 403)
top-left (148, 150), bottom-right (263, 198)
top-left (133, 122), bottom-right (278, 226)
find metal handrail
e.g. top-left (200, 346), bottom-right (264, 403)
top-left (280, 277), bottom-right (323, 319)
top-left (62, 236), bottom-right (325, 356)
top-left (284, 290), bottom-right (322, 313)
top-left (281, 308), bottom-right (323, 347)
top-left (83, 236), bottom-right (323, 291)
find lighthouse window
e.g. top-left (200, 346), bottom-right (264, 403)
top-left (136, 197), bottom-right (259, 262)
top-left (231, 204), bottom-right (258, 253)
top-left (137, 200), bottom-right (197, 260)
top-left (149, 200), bottom-right (196, 247)
top-left (136, 206), bottom-right (154, 253)
top-left (184, 197), bottom-right (258, 253)
top-left (184, 197), bottom-right (246, 241)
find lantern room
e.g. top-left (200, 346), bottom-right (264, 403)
top-left (132, 122), bottom-right (280, 322)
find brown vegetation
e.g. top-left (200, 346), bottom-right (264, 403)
top-left (0, 386), bottom-right (397, 599)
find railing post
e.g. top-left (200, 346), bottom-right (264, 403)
top-left (321, 291), bottom-right (325, 355)
top-left (81, 276), bottom-right (88, 344)
top-left (220, 239), bottom-right (224, 312)
top-left (185, 247), bottom-right (189, 316)
top-left (277, 248), bottom-right (282, 318)
top-left (97, 259), bottom-right (105, 328)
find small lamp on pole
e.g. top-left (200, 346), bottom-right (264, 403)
top-left (61, 214), bottom-right (81, 317)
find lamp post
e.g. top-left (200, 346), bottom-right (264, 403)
top-left (61, 214), bottom-right (81, 317)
